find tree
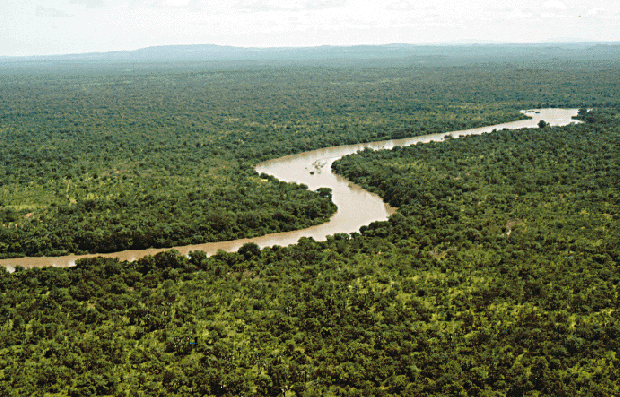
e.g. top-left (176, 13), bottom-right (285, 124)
top-left (238, 242), bottom-right (261, 260)
top-left (538, 120), bottom-right (549, 129)
top-left (317, 187), bottom-right (333, 200)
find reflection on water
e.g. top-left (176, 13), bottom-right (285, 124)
top-left (1, 109), bottom-right (580, 271)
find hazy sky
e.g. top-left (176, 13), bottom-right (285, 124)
top-left (1, 0), bottom-right (619, 56)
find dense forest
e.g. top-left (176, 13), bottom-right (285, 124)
top-left (2, 57), bottom-right (620, 257)
top-left (1, 52), bottom-right (620, 395)
top-left (1, 109), bottom-right (619, 396)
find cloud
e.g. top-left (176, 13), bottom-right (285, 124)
top-left (69, 0), bottom-right (106, 8)
top-left (303, 0), bottom-right (348, 10)
top-left (233, 0), bottom-right (346, 13)
top-left (162, 0), bottom-right (193, 7)
top-left (234, 1), bottom-right (290, 12)
top-left (385, 1), bottom-right (426, 11)
top-left (35, 6), bottom-right (73, 17)
top-left (508, 9), bottom-right (533, 19)
top-left (588, 7), bottom-right (604, 16)
top-left (540, 12), bottom-right (567, 18)
top-left (543, 1), bottom-right (567, 10)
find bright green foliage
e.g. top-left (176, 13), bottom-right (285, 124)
top-left (0, 110), bottom-right (619, 395)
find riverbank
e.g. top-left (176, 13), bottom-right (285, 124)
top-left (1, 109), bottom-right (580, 272)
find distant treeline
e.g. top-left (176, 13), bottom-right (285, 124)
top-left (2, 42), bottom-right (619, 67)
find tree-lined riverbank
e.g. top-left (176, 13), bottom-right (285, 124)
top-left (1, 109), bottom-right (579, 270)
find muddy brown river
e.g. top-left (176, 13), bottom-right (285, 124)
top-left (1, 109), bottom-right (580, 272)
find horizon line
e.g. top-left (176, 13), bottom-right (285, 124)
top-left (2, 40), bottom-right (620, 59)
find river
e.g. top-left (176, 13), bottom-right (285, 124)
top-left (1, 109), bottom-right (580, 272)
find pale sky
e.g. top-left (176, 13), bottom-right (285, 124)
top-left (1, 0), bottom-right (619, 56)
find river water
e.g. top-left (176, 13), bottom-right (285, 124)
top-left (1, 109), bottom-right (580, 272)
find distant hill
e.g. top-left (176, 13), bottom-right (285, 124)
top-left (1, 42), bottom-right (620, 67)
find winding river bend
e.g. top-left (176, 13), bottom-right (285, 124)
top-left (1, 109), bottom-right (580, 272)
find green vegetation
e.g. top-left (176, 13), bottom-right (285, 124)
top-left (0, 65), bottom-right (527, 258)
top-left (1, 51), bottom-right (620, 395)
top-left (1, 109), bottom-right (619, 396)
top-left (3, 58), bottom-right (620, 257)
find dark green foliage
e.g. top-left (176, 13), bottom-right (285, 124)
top-left (0, 109), bottom-right (619, 396)
top-left (6, 58), bottom-right (620, 257)
top-left (2, 56), bottom-right (620, 395)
